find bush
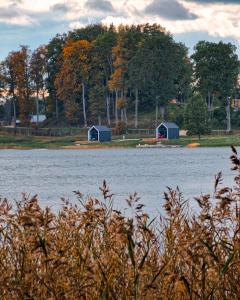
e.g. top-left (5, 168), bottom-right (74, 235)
top-left (0, 147), bottom-right (239, 299)
top-left (113, 121), bottom-right (127, 135)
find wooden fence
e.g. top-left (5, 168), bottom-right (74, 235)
top-left (126, 128), bottom-right (155, 137)
top-left (1, 126), bottom-right (238, 138)
top-left (0, 126), bottom-right (156, 138)
top-left (211, 130), bottom-right (240, 135)
top-left (0, 127), bottom-right (88, 137)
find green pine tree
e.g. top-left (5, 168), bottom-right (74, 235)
top-left (185, 93), bottom-right (210, 139)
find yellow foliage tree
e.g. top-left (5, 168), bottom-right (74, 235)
top-left (55, 40), bottom-right (91, 126)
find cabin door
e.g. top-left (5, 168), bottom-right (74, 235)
top-left (158, 126), bottom-right (167, 139)
top-left (90, 129), bottom-right (99, 141)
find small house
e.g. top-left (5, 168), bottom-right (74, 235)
top-left (30, 114), bottom-right (47, 123)
top-left (88, 125), bottom-right (112, 142)
top-left (156, 122), bottom-right (179, 140)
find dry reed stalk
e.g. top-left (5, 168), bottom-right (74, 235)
top-left (0, 148), bottom-right (239, 299)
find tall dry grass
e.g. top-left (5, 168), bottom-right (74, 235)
top-left (0, 147), bottom-right (239, 299)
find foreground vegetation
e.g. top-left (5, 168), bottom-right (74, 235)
top-left (0, 147), bottom-right (239, 299)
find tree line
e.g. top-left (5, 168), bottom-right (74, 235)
top-left (0, 23), bottom-right (239, 131)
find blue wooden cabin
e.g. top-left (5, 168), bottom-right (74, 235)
top-left (88, 125), bottom-right (112, 142)
top-left (156, 122), bottom-right (179, 140)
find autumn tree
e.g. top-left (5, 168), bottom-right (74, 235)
top-left (0, 59), bottom-right (16, 125)
top-left (30, 45), bottom-right (48, 125)
top-left (55, 40), bottom-right (91, 126)
top-left (1, 46), bottom-right (33, 125)
top-left (108, 25), bottom-right (142, 125)
top-left (14, 46), bottom-right (33, 124)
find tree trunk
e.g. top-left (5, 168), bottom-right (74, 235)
top-left (36, 90), bottom-right (39, 126)
top-left (135, 88), bottom-right (139, 128)
top-left (98, 115), bottom-right (101, 126)
top-left (226, 97), bottom-right (231, 132)
top-left (55, 95), bottom-right (59, 122)
top-left (12, 98), bottom-right (16, 128)
top-left (42, 92), bottom-right (47, 114)
top-left (121, 109), bottom-right (124, 122)
top-left (124, 107), bottom-right (128, 126)
top-left (123, 91), bottom-right (127, 126)
top-left (82, 82), bottom-right (87, 127)
top-left (155, 100), bottom-right (159, 125)
top-left (111, 93), bottom-right (115, 116)
top-left (106, 94), bottom-right (111, 126)
top-left (115, 90), bottom-right (119, 124)
top-left (207, 91), bottom-right (211, 111)
top-left (160, 106), bottom-right (165, 122)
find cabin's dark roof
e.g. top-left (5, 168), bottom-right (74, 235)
top-left (157, 122), bottom-right (179, 129)
top-left (90, 125), bottom-right (112, 132)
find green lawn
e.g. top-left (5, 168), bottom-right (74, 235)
top-left (0, 135), bottom-right (76, 149)
top-left (0, 134), bottom-right (239, 149)
top-left (161, 135), bottom-right (240, 147)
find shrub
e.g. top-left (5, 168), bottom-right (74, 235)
top-left (113, 121), bottom-right (127, 135)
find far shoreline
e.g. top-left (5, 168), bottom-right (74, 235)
top-left (0, 133), bottom-right (239, 150)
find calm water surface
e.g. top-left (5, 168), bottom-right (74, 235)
top-left (0, 147), bottom-right (235, 213)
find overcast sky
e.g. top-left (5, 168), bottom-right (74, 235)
top-left (1, 0), bottom-right (240, 59)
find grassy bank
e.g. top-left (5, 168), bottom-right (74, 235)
top-left (0, 135), bottom-right (76, 149)
top-left (0, 133), bottom-right (240, 149)
top-left (161, 135), bottom-right (240, 147)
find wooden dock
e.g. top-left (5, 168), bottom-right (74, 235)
top-left (136, 144), bottom-right (182, 149)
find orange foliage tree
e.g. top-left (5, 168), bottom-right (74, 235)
top-left (55, 40), bottom-right (91, 126)
top-left (1, 46), bottom-right (33, 125)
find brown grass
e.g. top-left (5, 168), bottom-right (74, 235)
top-left (0, 147), bottom-right (239, 299)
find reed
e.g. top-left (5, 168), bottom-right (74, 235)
top-left (0, 147), bottom-right (239, 299)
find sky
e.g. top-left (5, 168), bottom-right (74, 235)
top-left (1, 0), bottom-right (240, 59)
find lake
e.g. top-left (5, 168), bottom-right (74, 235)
top-left (0, 147), bottom-right (236, 214)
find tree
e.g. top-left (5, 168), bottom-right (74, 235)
top-left (90, 30), bottom-right (116, 125)
top-left (192, 41), bottom-right (240, 131)
top-left (0, 59), bottom-right (16, 125)
top-left (54, 54), bottom-right (78, 122)
top-left (108, 25), bottom-right (142, 125)
top-left (46, 34), bottom-right (66, 121)
top-left (184, 93), bottom-right (210, 139)
top-left (1, 46), bottom-right (33, 125)
top-left (133, 32), bottom-right (189, 124)
top-left (30, 45), bottom-right (48, 125)
top-left (13, 46), bottom-right (33, 125)
top-left (88, 85), bottom-right (105, 125)
top-left (55, 40), bottom-right (91, 126)
top-left (68, 24), bottom-right (107, 42)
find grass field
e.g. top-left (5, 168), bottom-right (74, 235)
top-left (0, 135), bottom-right (76, 149)
top-left (0, 133), bottom-right (240, 149)
top-left (161, 135), bottom-right (240, 147)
